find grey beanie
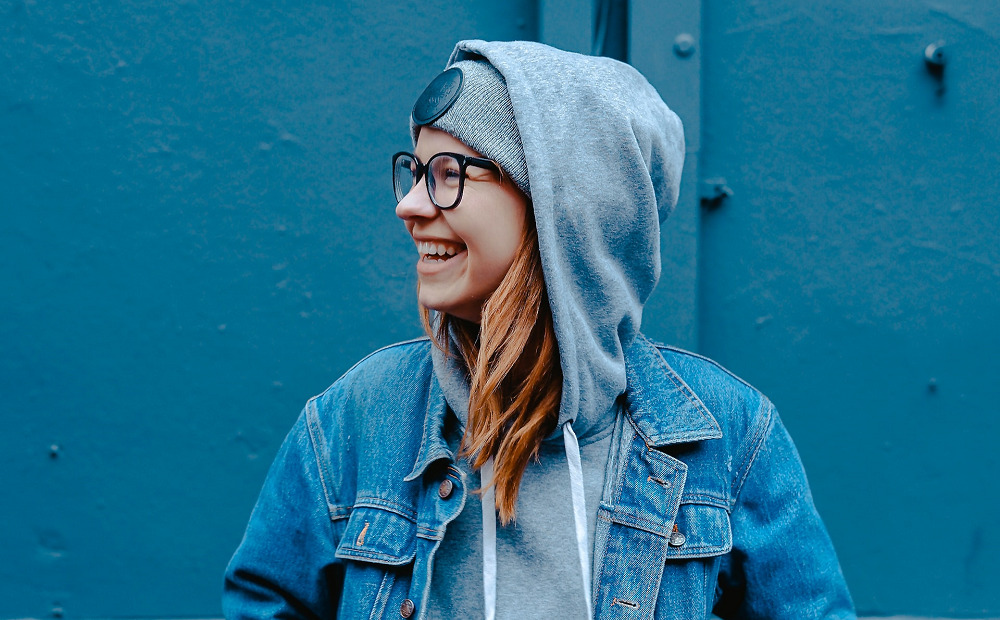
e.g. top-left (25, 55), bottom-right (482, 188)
top-left (410, 59), bottom-right (531, 197)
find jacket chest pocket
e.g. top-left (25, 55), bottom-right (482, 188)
top-left (335, 506), bottom-right (417, 620)
top-left (655, 501), bottom-right (732, 620)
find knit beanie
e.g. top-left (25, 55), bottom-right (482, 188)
top-left (410, 59), bottom-right (531, 197)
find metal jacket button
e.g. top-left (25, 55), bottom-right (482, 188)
top-left (438, 478), bottom-right (454, 499)
top-left (400, 598), bottom-right (415, 618)
top-left (669, 531), bottom-right (687, 547)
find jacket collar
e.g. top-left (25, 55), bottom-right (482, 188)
top-left (405, 369), bottom-right (452, 482)
top-left (622, 336), bottom-right (722, 446)
top-left (406, 334), bottom-right (722, 480)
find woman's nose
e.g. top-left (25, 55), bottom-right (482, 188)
top-left (395, 182), bottom-right (438, 220)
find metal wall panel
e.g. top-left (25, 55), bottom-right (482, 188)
top-left (0, 2), bottom-right (536, 617)
top-left (630, 0), bottom-right (702, 350)
top-left (699, 0), bottom-right (1000, 614)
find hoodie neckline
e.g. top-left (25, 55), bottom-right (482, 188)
top-left (407, 336), bottom-right (719, 482)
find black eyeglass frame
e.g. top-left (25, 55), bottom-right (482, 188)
top-left (392, 151), bottom-right (503, 210)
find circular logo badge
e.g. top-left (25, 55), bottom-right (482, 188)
top-left (412, 67), bottom-right (464, 125)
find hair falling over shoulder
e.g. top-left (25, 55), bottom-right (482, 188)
top-left (420, 215), bottom-right (561, 525)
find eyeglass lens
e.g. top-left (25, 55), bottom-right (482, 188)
top-left (393, 153), bottom-right (463, 209)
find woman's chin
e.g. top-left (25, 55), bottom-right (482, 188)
top-left (418, 294), bottom-right (482, 324)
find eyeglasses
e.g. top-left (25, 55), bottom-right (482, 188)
top-left (392, 151), bottom-right (502, 210)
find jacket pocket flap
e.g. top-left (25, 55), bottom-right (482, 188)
top-left (664, 502), bottom-right (732, 559)
top-left (335, 506), bottom-right (416, 565)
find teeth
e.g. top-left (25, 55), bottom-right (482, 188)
top-left (416, 240), bottom-right (462, 257)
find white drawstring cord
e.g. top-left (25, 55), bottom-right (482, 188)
top-left (563, 423), bottom-right (594, 620)
top-left (480, 426), bottom-right (592, 620)
top-left (481, 457), bottom-right (497, 620)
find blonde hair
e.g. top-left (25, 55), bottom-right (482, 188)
top-left (421, 213), bottom-right (561, 524)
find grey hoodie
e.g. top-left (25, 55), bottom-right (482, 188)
top-left (426, 40), bottom-right (684, 618)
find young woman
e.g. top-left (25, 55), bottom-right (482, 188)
top-left (224, 40), bottom-right (856, 619)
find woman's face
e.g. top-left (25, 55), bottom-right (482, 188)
top-left (396, 128), bottom-right (528, 323)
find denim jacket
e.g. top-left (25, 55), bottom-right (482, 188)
top-left (223, 335), bottom-right (856, 619)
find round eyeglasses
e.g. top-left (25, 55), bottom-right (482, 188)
top-left (392, 151), bottom-right (502, 210)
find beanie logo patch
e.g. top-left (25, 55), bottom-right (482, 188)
top-left (412, 67), bottom-right (464, 126)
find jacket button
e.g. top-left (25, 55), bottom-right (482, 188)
top-left (400, 598), bottom-right (415, 618)
top-left (669, 531), bottom-right (687, 547)
top-left (438, 478), bottom-right (454, 499)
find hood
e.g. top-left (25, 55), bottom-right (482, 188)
top-left (443, 40), bottom-right (685, 438)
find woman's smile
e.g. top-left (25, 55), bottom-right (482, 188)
top-left (415, 238), bottom-right (466, 261)
top-left (414, 239), bottom-right (468, 275)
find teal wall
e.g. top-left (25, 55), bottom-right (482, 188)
top-left (698, 1), bottom-right (1000, 615)
top-left (0, 2), bottom-right (536, 617)
top-left (2, 0), bottom-right (997, 617)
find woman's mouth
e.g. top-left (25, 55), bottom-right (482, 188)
top-left (417, 240), bottom-right (466, 262)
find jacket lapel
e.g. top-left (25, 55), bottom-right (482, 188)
top-left (623, 336), bottom-right (722, 446)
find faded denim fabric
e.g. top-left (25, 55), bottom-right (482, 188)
top-left (223, 335), bottom-right (855, 619)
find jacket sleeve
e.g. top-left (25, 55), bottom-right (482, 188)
top-left (714, 406), bottom-right (856, 619)
top-left (223, 407), bottom-right (345, 619)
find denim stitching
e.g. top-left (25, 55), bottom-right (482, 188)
top-left (336, 546), bottom-right (415, 565)
top-left (369, 569), bottom-right (396, 620)
top-left (407, 371), bottom-right (451, 482)
top-left (643, 336), bottom-right (719, 425)
top-left (679, 494), bottom-right (728, 510)
top-left (305, 400), bottom-right (350, 521)
top-left (731, 402), bottom-right (774, 501)
top-left (415, 526), bottom-right (444, 541)
top-left (328, 336), bottom-right (431, 386)
top-left (353, 498), bottom-right (419, 521)
top-left (651, 341), bottom-right (761, 392)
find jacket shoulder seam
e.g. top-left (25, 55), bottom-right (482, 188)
top-left (302, 337), bottom-right (431, 522)
top-left (731, 401), bottom-right (775, 501)
top-left (648, 341), bottom-right (762, 394)
top-left (325, 336), bottom-right (431, 386)
top-left (304, 400), bottom-right (352, 521)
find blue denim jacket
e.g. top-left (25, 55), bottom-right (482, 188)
top-left (223, 335), bottom-right (856, 619)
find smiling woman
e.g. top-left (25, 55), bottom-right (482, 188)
top-left (223, 40), bottom-right (856, 620)
top-left (395, 128), bottom-right (529, 324)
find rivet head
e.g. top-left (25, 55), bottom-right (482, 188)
top-left (438, 478), bottom-right (454, 499)
top-left (673, 33), bottom-right (696, 58)
top-left (669, 531), bottom-right (687, 547)
top-left (924, 40), bottom-right (946, 67)
top-left (400, 598), bottom-right (415, 618)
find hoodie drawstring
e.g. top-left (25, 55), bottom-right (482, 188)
top-left (481, 456), bottom-right (497, 620)
top-left (479, 424), bottom-right (593, 620)
top-left (563, 422), bottom-right (594, 620)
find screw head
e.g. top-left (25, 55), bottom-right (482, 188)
top-left (673, 33), bottom-right (696, 58)
top-left (924, 41), bottom-right (946, 66)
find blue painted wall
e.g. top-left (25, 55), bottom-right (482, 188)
top-left (699, 0), bottom-right (1000, 615)
top-left (1, 2), bottom-right (536, 617)
top-left (2, 0), bottom-right (998, 617)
